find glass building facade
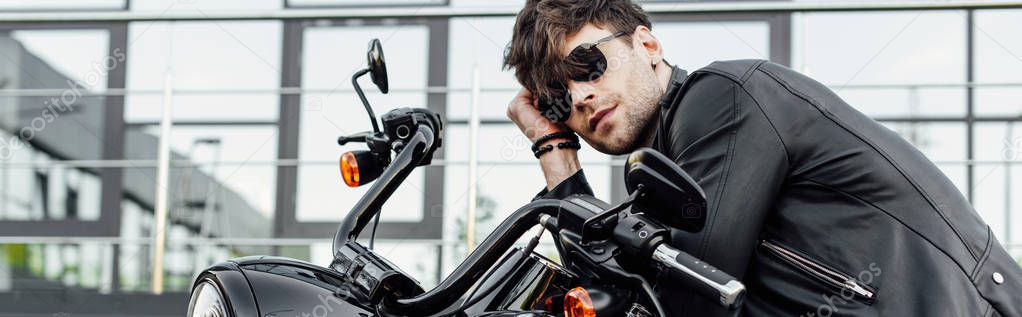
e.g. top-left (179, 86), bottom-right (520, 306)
top-left (0, 0), bottom-right (1019, 315)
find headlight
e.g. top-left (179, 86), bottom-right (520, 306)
top-left (187, 280), bottom-right (230, 317)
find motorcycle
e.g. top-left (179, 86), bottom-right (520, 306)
top-left (186, 39), bottom-right (746, 317)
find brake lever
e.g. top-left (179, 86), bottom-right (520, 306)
top-left (609, 211), bottom-right (746, 310)
top-left (338, 131), bottom-right (372, 145)
top-left (581, 186), bottom-right (643, 243)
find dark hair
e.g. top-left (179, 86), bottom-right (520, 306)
top-left (503, 0), bottom-right (652, 97)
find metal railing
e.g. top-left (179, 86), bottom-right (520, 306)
top-left (0, 236), bottom-right (1018, 294)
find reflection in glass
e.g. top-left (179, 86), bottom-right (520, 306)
top-left (0, 150), bottom-right (101, 221)
top-left (0, 30), bottom-right (112, 220)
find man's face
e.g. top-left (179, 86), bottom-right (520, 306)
top-left (558, 24), bottom-right (664, 155)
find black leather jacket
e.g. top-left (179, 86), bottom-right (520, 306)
top-left (537, 60), bottom-right (1022, 316)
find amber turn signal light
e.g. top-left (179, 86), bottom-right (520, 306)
top-left (564, 287), bottom-right (596, 317)
top-left (340, 151), bottom-right (361, 187)
top-left (340, 150), bottom-right (383, 187)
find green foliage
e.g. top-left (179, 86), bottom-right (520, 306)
top-left (2, 244), bottom-right (29, 270)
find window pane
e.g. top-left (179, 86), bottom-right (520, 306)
top-left (793, 11), bottom-right (966, 117)
top-left (8, 30), bottom-right (111, 91)
top-left (0, 0), bottom-right (124, 10)
top-left (973, 122), bottom-right (1021, 246)
top-left (301, 25), bottom-right (427, 90)
top-left (130, 0), bottom-right (280, 11)
top-left (289, 0), bottom-right (443, 6)
top-left (974, 10), bottom-right (1022, 117)
top-left (120, 125), bottom-right (278, 238)
top-left (1, 29), bottom-right (112, 161)
top-left (974, 87), bottom-right (1022, 117)
top-left (0, 148), bottom-right (102, 221)
top-left (975, 10), bottom-right (1022, 84)
top-left (117, 165), bottom-right (277, 238)
top-left (973, 163), bottom-right (1017, 245)
top-left (167, 126), bottom-right (278, 218)
top-left (125, 21), bottom-right (282, 122)
top-left (656, 20), bottom-right (770, 71)
top-left (446, 17), bottom-right (517, 121)
top-left (450, 0), bottom-right (519, 7)
top-left (975, 122), bottom-right (1021, 162)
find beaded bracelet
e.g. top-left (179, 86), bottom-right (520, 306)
top-left (533, 140), bottom-right (582, 158)
top-left (530, 132), bottom-right (578, 152)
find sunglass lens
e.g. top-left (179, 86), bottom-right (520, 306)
top-left (568, 47), bottom-right (608, 82)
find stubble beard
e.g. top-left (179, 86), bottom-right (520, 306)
top-left (594, 63), bottom-right (664, 155)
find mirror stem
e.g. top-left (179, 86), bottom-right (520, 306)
top-left (352, 68), bottom-right (381, 133)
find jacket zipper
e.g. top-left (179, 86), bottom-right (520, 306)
top-left (760, 240), bottom-right (875, 300)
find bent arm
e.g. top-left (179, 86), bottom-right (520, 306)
top-left (657, 73), bottom-right (789, 315)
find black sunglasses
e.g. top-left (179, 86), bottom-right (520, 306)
top-left (538, 31), bottom-right (628, 122)
top-left (567, 31), bottom-right (627, 82)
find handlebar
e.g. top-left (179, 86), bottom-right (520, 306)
top-left (332, 115), bottom-right (743, 314)
top-left (652, 244), bottom-right (746, 309)
top-left (332, 125), bottom-right (435, 250)
top-left (381, 199), bottom-right (562, 315)
top-left (609, 211), bottom-right (745, 311)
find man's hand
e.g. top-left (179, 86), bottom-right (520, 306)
top-left (507, 88), bottom-right (582, 190)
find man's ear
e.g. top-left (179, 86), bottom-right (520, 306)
top-left (632, 25), bottom-right (663, 65)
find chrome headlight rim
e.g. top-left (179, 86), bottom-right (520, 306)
top-left (187, 277), bottom-right (232, 317)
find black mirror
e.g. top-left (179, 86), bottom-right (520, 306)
top-left (367, 38), bottom-right (389, 94)
top-left (624, 148), bottom-right (707, 232)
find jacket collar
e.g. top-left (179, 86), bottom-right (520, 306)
top-left (657, 65), bottom-right (689, 112)
top-left (652, 65), bottom-right (688, 152)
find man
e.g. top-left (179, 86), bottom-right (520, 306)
top-left (503, 0), bottom-right (1022, 316)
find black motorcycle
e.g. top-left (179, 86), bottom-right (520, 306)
top-left (186, 39), bottom-right (746, 317)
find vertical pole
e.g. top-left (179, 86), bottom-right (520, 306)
top-left (466, 65), bottom-right (480, 253)
top-left (1006, 123), bottom-right (1013, 245)
top-left (0, 153), bottom-right (6, 219)
top-left (966, 9), bottom-right (976, 202)
top-left (273, 20), bottom-right (303, 245)
top-left (435, 243), bottom-right (443, 286)
top-left (151, 70), bottom-right (173, 295)
top-left (908, 86), bottom-right (920, 144)
top-left (104, 22), bottom-right (130, 293)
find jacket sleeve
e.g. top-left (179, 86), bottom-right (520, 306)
top-left (657, 72), bottom-right (789, 315)
top-left (533, 169), bottom-right (594, 200)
